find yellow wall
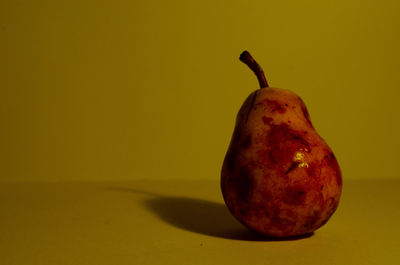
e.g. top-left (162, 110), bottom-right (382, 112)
top-left (1, 0), bottom-right (399, 181)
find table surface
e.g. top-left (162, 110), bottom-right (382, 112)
top-left (0, 179), bottom-right (399, 265)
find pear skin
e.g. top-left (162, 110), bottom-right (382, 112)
top-left (221, 51), bottom-right (342, 238)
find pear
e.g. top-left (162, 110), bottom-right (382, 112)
top-left (221, 51), bottom-right (342, 238)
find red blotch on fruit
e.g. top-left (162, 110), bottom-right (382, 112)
top-left (283, 186), bottom-right (307, 205)
top-left (262, 116), bottom-right (274, 125)
top-left (265, 99), bottom-right (286, 113)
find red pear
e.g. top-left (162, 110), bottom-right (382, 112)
top-left (221, 51), bottom-right (342, 238)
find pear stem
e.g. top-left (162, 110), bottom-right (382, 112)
top-left (239, 51), bottom-right (269, 88)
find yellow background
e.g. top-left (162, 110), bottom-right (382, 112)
top-left (1, 0), bottom-right (399, 181)
top-left (1, 3), bottom-right (399, 263)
